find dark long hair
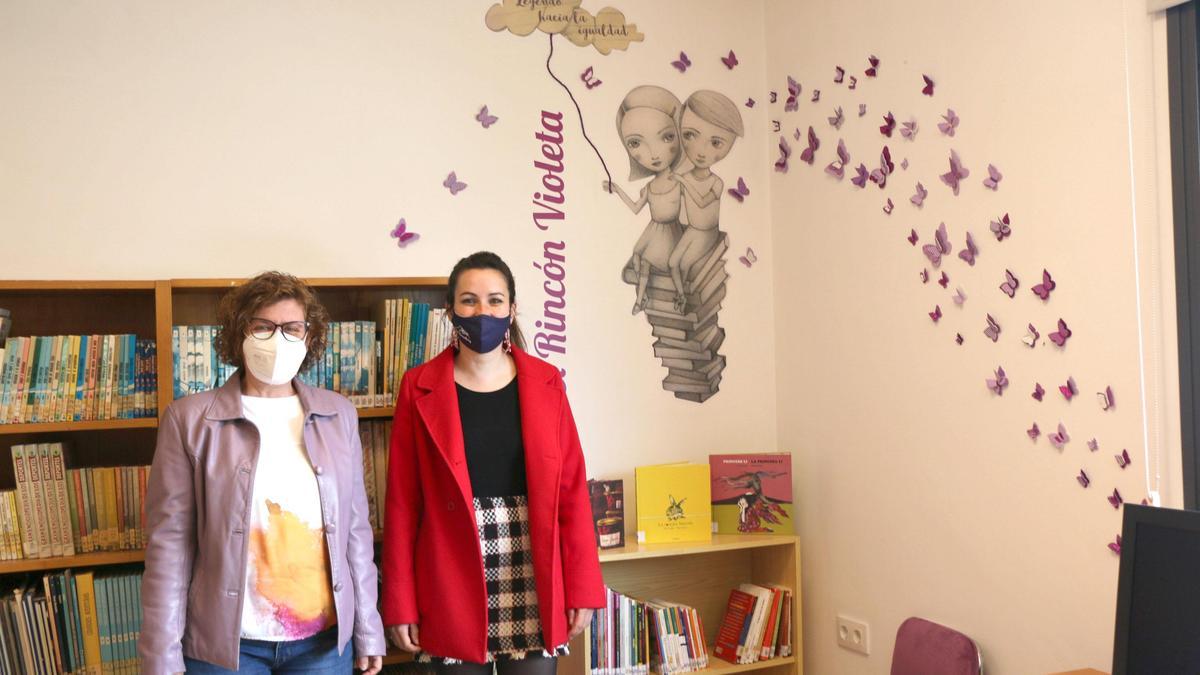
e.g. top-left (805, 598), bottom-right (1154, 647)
top-left (446, 251), bottom-right (526, 351)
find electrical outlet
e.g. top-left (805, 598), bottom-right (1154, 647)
top-left (836, 615), bottom-right (870, 655)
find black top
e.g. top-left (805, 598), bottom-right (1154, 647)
top-left (456, 377), bottom-right (527, 498)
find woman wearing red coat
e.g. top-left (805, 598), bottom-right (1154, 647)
top-left (382, 251), bottom-right (604, 672)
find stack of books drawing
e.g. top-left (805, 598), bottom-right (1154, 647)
top-left (623, 235), bottom-right (729, 403)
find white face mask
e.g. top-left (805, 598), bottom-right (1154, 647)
top-left (242, 333), bottom-right (307, 386)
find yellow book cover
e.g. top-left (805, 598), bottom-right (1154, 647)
top-left (635, 462), bottom-right (712, 544)
top-left (76, 570), bottom-right (102, 673)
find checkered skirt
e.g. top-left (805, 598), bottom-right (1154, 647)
top-left (417, 495), bottom-right (569, 664)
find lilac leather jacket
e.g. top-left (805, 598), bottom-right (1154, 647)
top-left (137, 372), bottom-right (386, 673)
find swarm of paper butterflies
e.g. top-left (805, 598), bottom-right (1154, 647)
top-left (761, 52), bottom-right (1141, 557)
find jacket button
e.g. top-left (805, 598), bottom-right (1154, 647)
top-left (313, 465), bottom-right (323, 475)
top-left (333, 582), bottom-right (343, 592)
top-left (325, 522), bottom-right (335, 532)
top-left (447, 500), bottom-right (455, 511)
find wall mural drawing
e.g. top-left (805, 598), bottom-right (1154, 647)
top-left (604, 86), bottom-right (743, 403)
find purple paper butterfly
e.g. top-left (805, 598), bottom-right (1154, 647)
top-left (1023, 323), bottom-right (1039, 348)
top-left (1028, 422), bottom-right (1041, 440)
top-left (1116, 448), bottom-right (1132, 469)
top-left (1059, 376), bottom-right (1077, 400)
top-left (999, 269), bottom-right (1019, 298)
top-left (720, 50), bottom-right (738, 69)
top-left (1088, 438), bottom-right (1100, 451)
top-left (744, 98), bottom-right (755, 108)
top-left (938, 108), bottom-right (959, 136)
top-left (1077, 470), bottom-right (1091, 488)
top-left (834, 66), bottom-right (845, 83)
top-left (990, 213), bottom-right (1012, 240)
top-left (984, 314), bottom-right (1001, 342)
top-left (828, 106), bottom-right (845, 129)
top-left (938, 271), bottom-right (950, 288)
top-left (879, 112), bottom-right (896, 138)
top-left (868, 146), bottom-right (893, 188)
top-left (851, 163), bottom-right (869, 188)
top-left (784, 76), bottom-right (800, 112)
top-left (1108, 488), bottom-right (1124, 509)
top-left (1109, 535), bottom-right (1122, 555)
top-left (799, 127), bottom-right (819, 165)
top-left (953, 287), bottom-right (967, 305)
top-left (389, 218), bottom-right (419, 247)
top-left (941, 150), bottom-right (970, 196)
top-left (920, 268), bottom-right (930, 284)
top-left (1032, 270), bottom-right (1056, 301)
top-left (1048, 319), bottom-right (1071, 347)
top-left (956, 333), bottom-right (964, 345)
top-left (811, 89), bottom-right (820, 102)
top-left (671, 52), bottom-right (692, 73)
top-left (476, 105), bottom-right (499, 128)
top-left (911, 182), bottom-right (928, 208)
top-left (921, 74), bottom-right (935, 96)
top-left (738, 248), bottom-right (757, 268)
top-left (900, 120), bottom-right (918, 140)
top-left (1098, 386), bottom-right (1115, 411)
top-left (958, 232), bottom-right (979, 266)
top-left (865, 54), bottom-right (879, 77)
top-left (848, 75), bottom-right (858, 89)
top-left (986, 366), bottom-right (1008, 395)
top-left (825, 139), bottom-right (849, 179)
top-left (929, 305), bottom-right (943, 323)
top-left (1049, 423), bottom-right (1070, 449)
top-left (883, 198), bottom-right (894, 215)
top-left (581, 67), bottom-right (602, 90)
top-left (443, 172), bottom-right (468, 195)
top-left (1032, 383), bottom-right (1045, 401)
top-left (775, 136), bottom-right (792, 173)
top-left (858, 103), bottom-right (867, 117)
top-left (727, 177), bottom-right (750, 202)
top-left (908, 229), bottom-right (919, 246)
top-left (983, 164), bottom-right (1003, 190)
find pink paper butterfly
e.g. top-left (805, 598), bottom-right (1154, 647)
top-left (738, 247), bottom-right (757, 268)
top-left (990, 213), bottom-right (1012, 240)
top-left (784, 76), bottom-right (800, 112)
top-left (900, 158), bottom-right (909, 170)
top-left (1116, 448), bottom-right (1132, 469)
top-left (1032, 270), bottom-right (1056, 300)
top-left (986, 366), bottom-right (1008, 395)
top-left (848, 76), bottom-right (858, 90)
top-left (476, 105), bottom-right (499, 128)
top-left (1088, 438), bottom-right (1100, 451)
top-left (858, 103), bottom-right (867, 117)
top-left (774, 136), bottom-right (792, 174)
top-left (744, 98), bottom-right (755, 108)
top-left (580, 67), bottom-right (602, 90)
top-left (720, 50), bottom-right (738, 69)
top-left (793, 127), bottom-right (802, 140)
top-left (1028, 422), bottom-right (1041, 440)
top-left (920, 268), bottom-right (930, 283)
top-left (938, 108), bottom-right (959, 136)
top-left (1108, 488), bottom-right (1123, 509)
top-left (865, 54), bottom-right (879, 77)
top-left (958, 232), bottom-right (979, 266)
top-left (900, 120), bottom-right (918, 140)
top-left (811, 89), bottom-right (820, 102)
top-left (828, 106), bottom-right (844, 129)
top-left (834, 66), bottom-right (845, 83)
top-left (983, 314), bottom-right (1001, 342)
top-left (956, 333), bottom-right (964, 345)
top-left (671, 52), bottom-right (692, 73)
top-left (727, 177), bottom-right (750, 202)
top-left (799, 127), bottom-right (819, 165)
top-left (1059, 376), bottom-right (1078, 400)
top-left (1022, 323), bottom-right (1039, 348)
top-left (851, 163), bottom-right (869, 188)
top-left (1048, 319), bottom-right (1071, 347)
top-left (1049, 423), bottom-right (1070, 449)
top-left (983, 164), bottom-right (1003, 190)
top-left (1032, 383), bottom-right (1045, 401)
top-left (953, 287), bottom-right (967, 305)
top-left (879, 112), bottom-right (896, 138)
top-left (869, 146), bottom-right (894, 188)
top-left (825, 139), bottom-right (849, 179)
top-left (1077, 470), bottom-right (1090, 488)
top-left (908, 229), bottom-right (919, 246)
top-left (911, 182), bottom-right (928, 207)
top-left (941, 150), bottom-right (970, 196)
top-left (923, 223), bottom-right (951, 266)
top-left (1109, 535), bottom-right (1123, 555)
top-left (389, 218), bottom-right (419, 247)
top-left (921, 74), bottom-right (935, 96)
top-left (999, 269), bottom-right (1019, 298)
top-left (929, 305), bottom-right (943, 323)
top-left (938, 271), bottom-right (950, 288)
top-left (1098, 386), bottom-right (1115, 411)
top-left (443, 171), bottom-right (468, 195)
top-left (883, 198), bottom-right (894, 215)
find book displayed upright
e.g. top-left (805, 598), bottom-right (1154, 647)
top-left (588, 479), bottom-right (625, 549)
top-left (635, 463), bottom-right (711, 544)
top-left (709, 453), bottom-right (794, 535)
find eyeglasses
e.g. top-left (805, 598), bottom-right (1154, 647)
top-left (247, 318), bottom-right (309, 342)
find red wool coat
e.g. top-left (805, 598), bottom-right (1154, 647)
top-left (381, 346), bottom-right (605, 662)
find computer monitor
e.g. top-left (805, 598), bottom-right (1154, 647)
top-left (1112, 503), bottom-right (1200, 674)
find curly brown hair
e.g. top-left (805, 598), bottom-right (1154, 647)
top-left (214, 271), bottom-right (329, 373)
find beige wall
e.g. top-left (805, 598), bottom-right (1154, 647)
top-left (768, 0), bottom-right (1180, 673)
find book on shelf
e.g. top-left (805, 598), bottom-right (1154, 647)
top-left (356, 419), bottom-right (391, 532)
top-left (709, 453), bottom-right (794, 535)
top-left (588, 479), bottom-right (625, 550)
top-left (712, 583), bottom-right (793, 664)
top-left (635, 463), bottom-right (711, 544)
top-left (589, 586), bottom-right (649, 675)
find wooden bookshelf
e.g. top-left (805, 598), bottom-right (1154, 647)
top-left (0, 418), bottom-right (157, 435)
top-left (560, 535), bottom-right (803, 675)
top-left (0, 549), bottom-right (147, 574)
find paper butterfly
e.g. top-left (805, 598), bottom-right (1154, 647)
top-left (745, 98), bottom-right (755, 108)
top-left (775, 136), bottom-right (792, 173)
top-left (1088, 438), bottom-right (1100, 451)
top-left (476, 106), bottom-right (498, 128)
top-left (958, 232), bottom-right (979, 266)
top-left (938, 108), bottom-right (959, 136)
top-left (443, 171), bottom-right (468, 195)
top-left (828, 106), bottom-right (844, 129)
top-left (911, 182), bottom-right (928, 207)
top-left (811, 89), bottom-right (820, 102)
top-left (990, 213), bottom-right (1012, 240)
top-left (938, 271), bottom-right (950, 288)
top-left (920, 269), bottom-right (930, 283)
top-left (825, 139), bottom-right (849, 179)
top-left (851, 163), bottom-right (869, 188)
top-left (769, 91), bottom-right (777, 103)
top-left (834, 66), bottom-right (845, 83)
top-left (1116, 448), bottom-right (1132, 469)
top-left (901, 158), bottom-right (909, 170)
top-left (953, 287), bottom-right (967, 305)
top-left (879, 112), bottom-right (896, 138)
top-left (799, 126), bottom-right (819, 165)
top-left (389, 218), bottom-right (419, 247)
top-left (983, 314), bottom-right (1001, 342)
top-left (580, 67), bottom-right (602, 90)
top-left (923, 222), bottom-right (951, 266)
top-left (921, 74), bottom-right (935, 96)
top-left (929, 305), bottom-right (943, 323)
top-left (1032, 383), bottom-right (1045, 401)
top-left (869, 146), bottom-right (894, 188)
top-left (1109, 535), bottom-right (1123, 555)
top-left (1077, 470), bottom-right (1090, 488)
top-left (900, 120), bottom-right (918, 140)
top-left (1028, 422), bottom-right (1041, 440)
top-left (858, 103), bottom-right (867, 117)
top-left (1031, 269), bottom-right (1056, 300)
top-left (1048, 423), bottom-right (1070, 449)
top-left (1108, 488), bottom-right (1124, 509)
top-left (986, 366), bottom-right (1008, 395)
top-left (908, 229), bottom-right (919, 246)
top-left (1098, 386), bottom-right (1115, 411)
top-left (865, 54), bottom-right (879, 77)
top-left (671, 52), bottom-right (692, 73)
top-left (956, 333), bottom-right (964, 345)
top-left (1059, 376), bottom-right (1078, 400)
top-left (772, 120), bottom-right (781, 132)
top-left (1048, 318), bottom-right (1072, 347)
top-left (1022, 323), bottom-right (1040, 348)
top-left (940, 150), bottom-right (970, 196)
top-left (793, 127), bottom-right (802, 140)
top-left (848, 76), bottom-right (858, 89)
top-left (999, 269), bottom-right (1019, 298)
top-left (721, 50), bottom-right (738, 69)
top-left (784, 76), bottom-right (800, 112)
top-left (738, 247), bottom-right (757, 268)
top-left (883, 198), bottom-right (894, 215)
top-left (983, 164), bottom-right (1003, 190)
top-left (727, 177), bottom-right (750, 202)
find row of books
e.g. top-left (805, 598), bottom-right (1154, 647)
top-left (6, 444), bottom-right (148, 560)
top-left (714, 583), bottom-right (794, 664)
top-left (0, 570), bottom-right (142, 675)
top-left (0, 336), bottom-right (157, 425)
top-left (587, 586), bottom-right (711, 675)
top-left (359, 419), bottom-right (391, 532)
top-left (377, 301), bottom-right (451, 408)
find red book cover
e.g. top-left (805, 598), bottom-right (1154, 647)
top-left (713, 588), bottom-right (757, 662)
top-left (709, 453), bottom-right (793, 534)
top-left (759, 586), bottom-right (782, 659)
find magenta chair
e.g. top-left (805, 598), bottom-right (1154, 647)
top-left (890, 617), bottom-right (983, 675)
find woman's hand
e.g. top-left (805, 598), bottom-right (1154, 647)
top-left (386, 624), bottom-right (421, 652)
top-left (566, 608), bottom-right (594, 640)
top-left (355, 655), bottom-right (383, 675)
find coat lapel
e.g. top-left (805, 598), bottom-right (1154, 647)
top-left (414, 349), bottom-right (474, 506)
top-left (513, 349), bottom-right (562, 533)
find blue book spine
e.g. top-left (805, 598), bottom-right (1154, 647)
top-left (74, 335), bottom-right (89, 421)
top-left (94, 575), bottom-right (112, 671)
top-left (121, 335), bottom-right (133, 418)
top-left (171, 326), bottom-right (183, 400)
top-left (133, 572), bottom-right (143, 670)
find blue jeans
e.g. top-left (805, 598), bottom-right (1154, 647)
top-left (183, 626), bottom-right (351, 674)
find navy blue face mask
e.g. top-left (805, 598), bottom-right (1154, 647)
top-left (451, 313), bottom-right (511, 353)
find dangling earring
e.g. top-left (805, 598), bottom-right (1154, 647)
top-left (502, 329), bottom-right (512, 354)
top-left (450, 326), bottom-right (460, 351)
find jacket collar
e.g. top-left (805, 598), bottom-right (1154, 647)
top-left (203, 369), bottom-right (339, 421)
